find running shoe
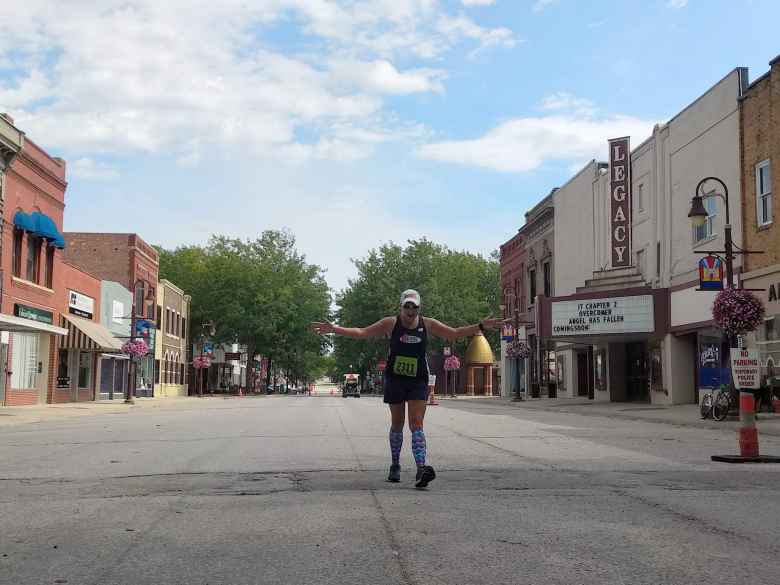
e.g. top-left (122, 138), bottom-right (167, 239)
top-left (387, 463), bottom-right (401, 483)
top-left (414, 465), bottom-right (436, 489)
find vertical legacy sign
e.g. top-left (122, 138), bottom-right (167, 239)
top-left (609, 137), bottom-right (632, 267)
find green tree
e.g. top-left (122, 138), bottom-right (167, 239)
top-left (157, 231), bottom-right (331, 388)
top-left (333, 239), bottom-right (500, 382)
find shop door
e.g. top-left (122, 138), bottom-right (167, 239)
top-left (577, 352), bottom-right (592, 397)
top-left (626, 342), bottom-right (649, 402)
top-left (100, 359), bottom-right (115, 398)
top-left (114, 360), bottom-right (127, 399)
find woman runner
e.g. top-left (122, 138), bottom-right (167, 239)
top-left (312, 289), bottom-right (501, 488)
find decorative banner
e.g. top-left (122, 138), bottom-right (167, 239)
top-left (501, 324), bottom-right (515, 342)
top-left (551, 295), bottom-right (654, 336)
top-left (698, 255), bottom-right (724, 291)
top-left (730, 348), bottom-right (760, 389)
top-left (609, 136), bottom-right (632, 267)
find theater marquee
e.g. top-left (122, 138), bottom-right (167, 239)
top-left (609, 136), bottom-right (631, 268)
top-left (551, 295), bottom-right (654, 336)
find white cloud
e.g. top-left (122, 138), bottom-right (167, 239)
top-left (328, 59), bottom-right (446, 95)
top-left (532, 0), bottom-right (558, 13)
top-left (540, 92), bottom-right (597, 116)
top-left (69, 158), bottom-right (120, 180)
top-left (416, 107), bottom-right (657, 173)
top-left (0, 0), bottom-right (515, 164)
top-left (461, 0), bottom-right (496, 6)
top-left (666, 0), bottom-right (688, 8)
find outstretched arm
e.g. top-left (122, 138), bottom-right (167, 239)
top-left (426, 316), bottom-right (503, 341)
top-left (311, 316), bottom-right (394, 339)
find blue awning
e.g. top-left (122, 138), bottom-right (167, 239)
top-left (31, 212), bottom-right (66, 249)
top-left (12, 211), bottom-right (36, 232)
top-left (12, 210), bottom-right (66, 249)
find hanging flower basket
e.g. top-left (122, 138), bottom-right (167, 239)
top-left (444, 355), bottom-right (461, 371)
top-left (506, 341), bottom-right (530, 359)
top-left (712, 288), bottom-right (765, 337)
top-left (121, 339), bottom-right (149, 360)
top-left (193, 356), bottom-right (212, 369)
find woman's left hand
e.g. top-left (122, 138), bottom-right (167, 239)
top-left (481, 316), bottom-right (503, 331)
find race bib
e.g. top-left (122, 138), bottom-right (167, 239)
top-left (393, 355), bottom-right (419, 377)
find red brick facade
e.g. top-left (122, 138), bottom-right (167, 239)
top-left (741, 56), bottom-right (780, 272)
top-left (1, 139), bottom-right (67, 406)
top-left (499, 231), bottom-right (526, 318)
top-left (63, 232), bottom-right (159, 320)
top-left (50, 262), bottom-right (103, 404)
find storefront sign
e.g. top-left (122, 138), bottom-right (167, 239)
top-left (551, 295), bottom-right (654, 336)
top-left (57, 376), bottom-right (70, 388)
top-left (608, 136), bottom-right (632, 268)
top-left (68, 290), bottom-right (94, 319)
top-left (224, 352), bottom-right (241, 361)
top-left (730, 348), bottom-right (760, 389)
top-left (14, 304), bottom-right (53, 324)
top-left (698, 255), bottom-right (724, 291)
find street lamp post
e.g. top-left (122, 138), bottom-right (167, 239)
top-left (688, 177), bottom-right (738, 400)
top-left (502, 286), bottom-right (525, 401)
top-left (688, 176), bottom-right (735, 288)
top-left (126, 279), bottom-right (156, 404)
top-left (198, 321), bottom-right (215, 397)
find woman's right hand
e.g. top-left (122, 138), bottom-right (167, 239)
top-left (311, 321), bottom-right (335, 335)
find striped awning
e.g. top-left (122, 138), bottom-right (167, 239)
top-left (59, 314), bottom-right (123, 351)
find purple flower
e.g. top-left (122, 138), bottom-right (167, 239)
top-left (712, 289), bottom-right (765, 336)
top-left (121, 339), bottom-right (149, 358)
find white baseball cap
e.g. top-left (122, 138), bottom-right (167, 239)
top-left (400, 289), bottom-right (421, 307)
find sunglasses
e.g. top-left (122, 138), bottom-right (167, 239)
top-left (402, 304), bottom-right (419, 311)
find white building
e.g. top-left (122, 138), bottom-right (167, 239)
top-left (548, 68), bottom-right (747, 404)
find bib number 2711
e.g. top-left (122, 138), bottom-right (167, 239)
top-left (393, 356), bottom-right (418, 377)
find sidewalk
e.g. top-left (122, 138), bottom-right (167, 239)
top-left (456, 395), bottom-right (780, 437)
top-left (0, 396), bottom-right (217, 428)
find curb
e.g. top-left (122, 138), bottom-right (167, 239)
top-left (459, 397), bottom-right (780, 437)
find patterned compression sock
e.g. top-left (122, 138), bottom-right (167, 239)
top-left (389, 429), bottom-right (403, 464)
top-left (411, 429), bottom-right (427, 468)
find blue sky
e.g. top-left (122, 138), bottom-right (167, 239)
top-left (1, 0), bottom-right (778, 292)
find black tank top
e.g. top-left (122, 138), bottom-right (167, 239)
top-left (387, 316), bottom-right (429, 381)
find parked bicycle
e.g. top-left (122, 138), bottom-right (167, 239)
top-left (700, 385), bottom-right (733, 421)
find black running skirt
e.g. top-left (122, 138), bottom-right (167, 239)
top-left (383, 374), bottom-right (428, 404)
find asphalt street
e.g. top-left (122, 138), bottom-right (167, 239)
top-left (2, 394), bottom-right (780, 585)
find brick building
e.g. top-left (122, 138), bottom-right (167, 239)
top-left (498, 230), bottom-right (525, 397)
top-left (53, 261), bottom-right (124, 403)
top-left (0, 134), bottom-right (69, 406)
top-left (63, 233), bottom-right (159, 396)
top-left (154, 279), bottom-right (190, 397)
top-left (740, 55), bottom-right (780, 379)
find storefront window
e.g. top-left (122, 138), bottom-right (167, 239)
top-left (12, 228), bottom-right (23, 277)
top-left (78, 351), bottom-right (92, 389)
top-left (57, 349), bottom-right (69, 387)
top-left (44, 246), bottom-right (55, 288)
top-left (11, 332), bottom-right (40, 390)
top-left (26, 235), bottom-right (41, 282)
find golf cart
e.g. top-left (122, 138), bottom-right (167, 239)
top-left (342, 373), bottom-right (360, 398)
